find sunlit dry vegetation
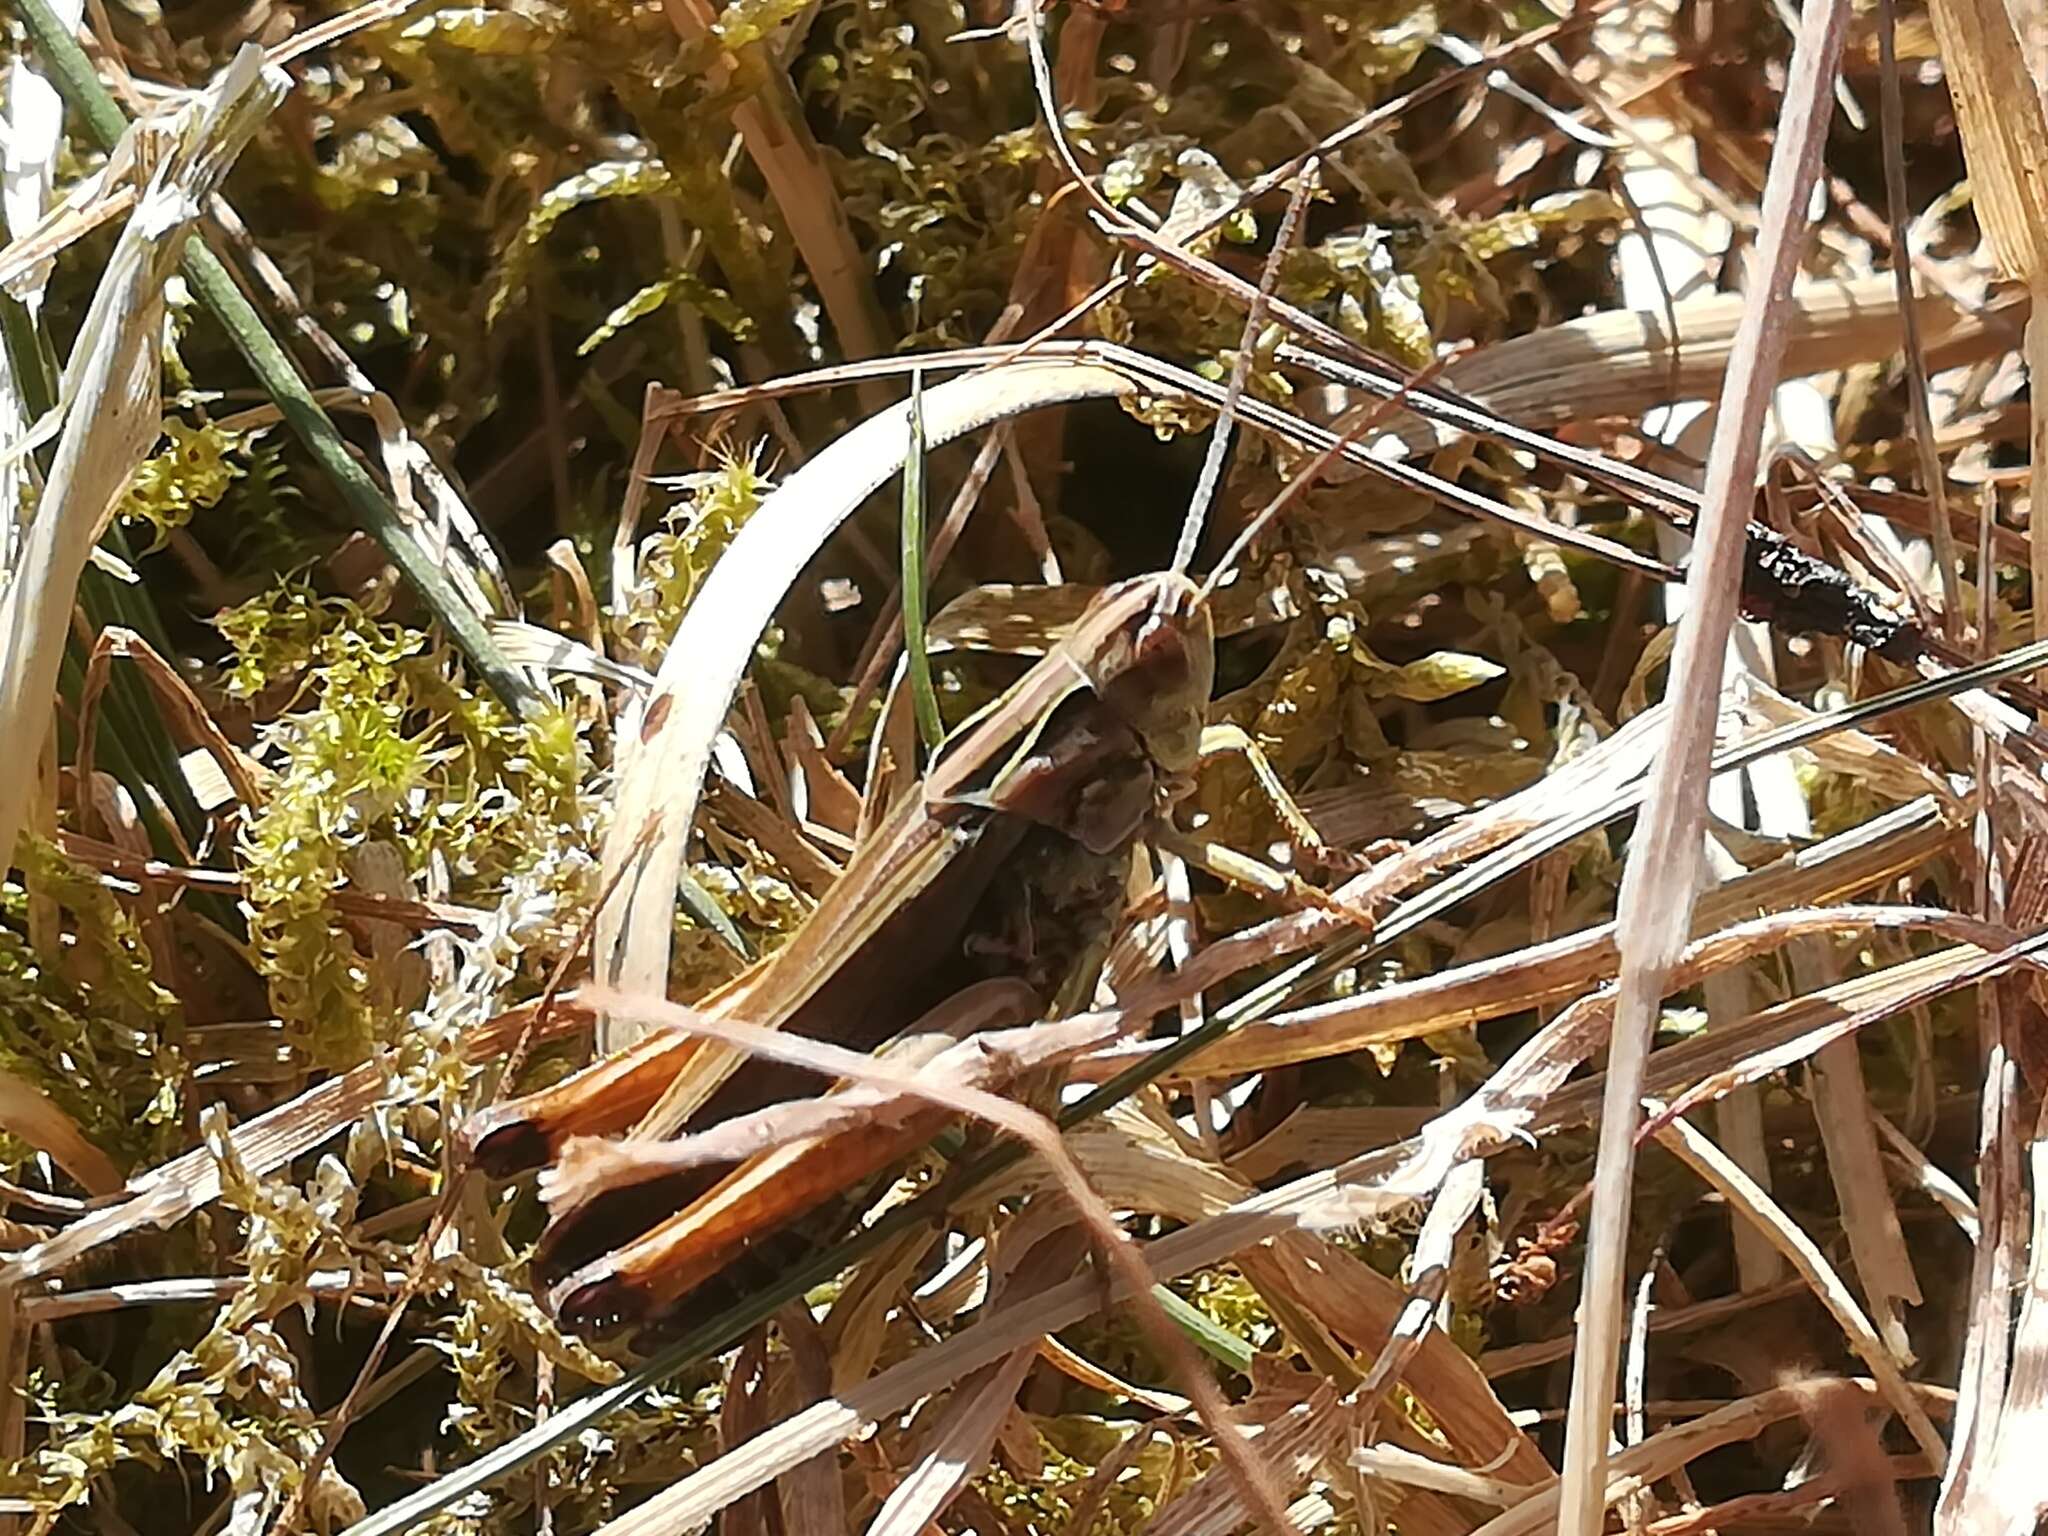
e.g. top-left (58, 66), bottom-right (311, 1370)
top-left (0, 0), bottom-right (2044, 1533)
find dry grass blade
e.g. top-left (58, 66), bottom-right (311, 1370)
top-left (1350, 1444), bottom-right (1538, 1509)
top-left (1637, 925), bottom-right (2048, 1135)
top-left (0, 1074), bottom-right (121, 1196)
top-left (1949, 1095), bottom-right (2048, 1535)
top-left (1350, 1160), bottom-right (1487, 1404)
top-left (72, 624), bottom-right (270, 807)
top-left (768, 1305), bottom-right (844, 1536)
top-left (1110, 636), bottom-right (2034, 1062)
top-left (1144, 1374), bottom-right (1350, 1536)
top-left (1456, 936), bottom-right (2039, 1172)
top-left (1058, 1109), bottom-right (1551, 1487)
top-left (1340, 276), bottom-right (2024, 455)
top-left (1876, 0), bottom-right (1964, 630)
top-left (1938, 1029), bottom-right (2022, 1523)
top-left (0, 999), bottom-right (579, 1286)
top-left (1809, 994), bottom-right (1924, 1366)
top-left (859, 1232), bottom-right (1076, 1536)
top-left (0, 168), bottom-right (138, 294)
top-left (1556, 7), bottom-right (1854, 1528)
top-left (1923, 0), bottom-right (2048, 675)
top-left (1478, 1281), bottom-right (1810, 1380)
top-left (1924, 0), bottom-right (2048, 285)
top-left (653, 0), bottom-right (890, 407)
top-left (16, 1268), bottom-right (408, 1323)
top-left (537, 979), bottom-right (1059, 1209)
top-left (1871, 1110), bottom-right (1981, 1240)
top-left (1123, 704), bottom-right (1673, 1008)
top-left (1465, 1380), bottom-right (1947, 1536)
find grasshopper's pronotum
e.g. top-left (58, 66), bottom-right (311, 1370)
top-left (465, 571), bottom-right (1219, 1335)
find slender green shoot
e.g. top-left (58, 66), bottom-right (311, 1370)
top-left (900, 370), bottom-right (944, 753)
top-left (1154, 1284), bottom-right (1257, 1372)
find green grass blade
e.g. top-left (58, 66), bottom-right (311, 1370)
top-left (1153, 1284), bottom-right (1257, 1372)
top-left (900, 370), bottom-right (944, 754)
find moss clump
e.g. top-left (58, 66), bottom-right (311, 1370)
top-left (115, 420), bottom-right (246, 552)
top-left (220, 585), bottom-right (593, 1068)
top-left (0, 840), bottom-right (184, 1176)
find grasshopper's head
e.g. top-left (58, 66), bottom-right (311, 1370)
top-left (1085, 571), bottom-right (1215, 780)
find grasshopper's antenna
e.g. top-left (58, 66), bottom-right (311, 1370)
top-left (1172, 157), bottom-right (1320, 578)
top-left (1198, 343), bottom-right (1467, 608)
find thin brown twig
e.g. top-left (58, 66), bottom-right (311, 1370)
top-left (1173, 157), bottom-right (1319, 575)
top-left (56, 830), bottom-right (489, 932)
top-left (1201, 343), bottom-right (1467, 602)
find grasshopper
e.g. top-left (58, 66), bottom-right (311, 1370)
top-left (464, 571), bottom-right (1215, 1336)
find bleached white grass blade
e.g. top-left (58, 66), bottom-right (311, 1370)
top-left (0, 45), bottom-right (288, 871)
top-left (1, 0), bottom-right (85, 578)
top-left (861, 1348), bottom-right (1036, 1536)
top-left (1554, 4), bottom-right (1853, 1527)
top-left (1953, 1099), bottom-right (2048, 1536)
top-left (1651, 1108), bottom-right (1947, 1469)
top-left (0, 0), bottom-right (83, 311)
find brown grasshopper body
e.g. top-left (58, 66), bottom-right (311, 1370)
top-left (463, 573), bottom-right (1213, 1336)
